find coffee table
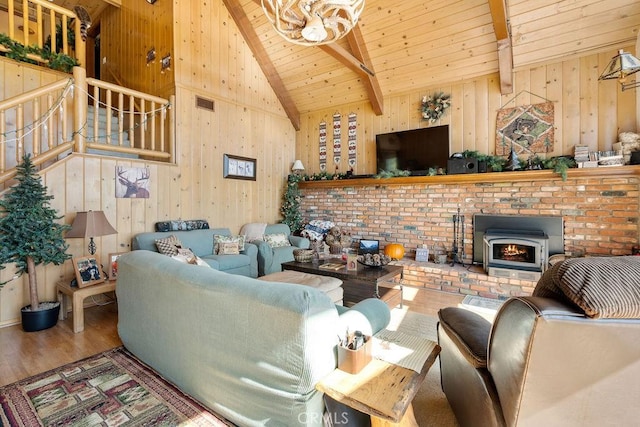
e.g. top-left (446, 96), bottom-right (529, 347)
top-left (281, 260), bottom-right (403, 308)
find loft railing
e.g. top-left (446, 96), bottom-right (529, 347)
top-left (0, 0), bottom-right (86, 68)
top-left (0, 67), bottom-right (175, 185)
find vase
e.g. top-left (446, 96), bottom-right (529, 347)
top-left (21, 302), bottom-right (60, 332)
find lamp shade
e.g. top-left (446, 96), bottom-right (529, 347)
top-left (66, 211), bottom-right (117, 238)
top-left (599, 49), bottom-right (640, 81)
top-left (292, 160), bottom-right (305, 172)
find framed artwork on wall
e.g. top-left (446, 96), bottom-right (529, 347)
top-left (73, 255), bottom-right (105, 288)
top-left (223, 154), bottom-right (256, 181)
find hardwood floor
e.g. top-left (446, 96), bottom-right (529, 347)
top-left (0, 288), bottom-right (463, 387)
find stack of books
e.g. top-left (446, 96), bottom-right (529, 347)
top-left (574, 145), bottom-right (597, 168)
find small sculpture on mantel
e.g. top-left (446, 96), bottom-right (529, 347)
top-left (324, 226), bottom-right (352, 255)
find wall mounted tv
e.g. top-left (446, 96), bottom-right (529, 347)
top-left (376, 125), bottom-right (450, 175)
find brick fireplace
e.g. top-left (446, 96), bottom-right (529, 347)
top-left (298, 168), bottom-right (640, 299)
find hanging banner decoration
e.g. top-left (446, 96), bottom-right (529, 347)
top-left (333, 113), bottom-right (341, 165)
top-left (319, 121), bottom-right (327, 171)
top-left (347, 112), bottom-right (357, 169)
top-left (496, 101), bottom-right (554, 156)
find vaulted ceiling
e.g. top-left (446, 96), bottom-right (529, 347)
top-left (51, 0), bottom-right (640, 130)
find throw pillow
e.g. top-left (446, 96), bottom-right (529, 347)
top-left (155, 235), bottom-right (183, 256)
top-left (264, 233), bottom-right (292, 248)
top-left (213, 235), bottom-right (245, 255)
top-left (554, 256), bottom-right (640, 319)
top-left (218, 241), bottom-right (240, 255)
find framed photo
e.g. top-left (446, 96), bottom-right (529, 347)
top-left (73, 255), bottom-right (105, 288)
top-left (107, 252), bottom-right (126, 280)
top-left (223, 154), bottom-right (256, 181)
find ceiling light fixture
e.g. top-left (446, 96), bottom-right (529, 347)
top-left (598, 49), bottom-right (640, 91)
top-left (261, 0), bottom-right (365, 46)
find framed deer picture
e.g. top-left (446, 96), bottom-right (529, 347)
top-left (116, 166), bottom-right (150, 198)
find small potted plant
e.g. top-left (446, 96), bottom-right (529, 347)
top-left (0, 154), bottom-right (72, 331)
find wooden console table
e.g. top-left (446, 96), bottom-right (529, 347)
top-left (317, 338), bottom-right (441, 426)
top-left (56, 279), bottom-right (116, 333)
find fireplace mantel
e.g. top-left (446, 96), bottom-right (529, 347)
top-left (298, 165), bottom-right (640, 188)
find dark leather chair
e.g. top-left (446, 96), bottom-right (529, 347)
top-left (437, 256), bottom-right (640, 426)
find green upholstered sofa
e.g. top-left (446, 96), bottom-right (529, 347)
top-left (131, 228), bottom-right (258, 278)
top-left (117, 250), bottom-right (390, 426)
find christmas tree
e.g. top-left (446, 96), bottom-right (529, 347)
top-left (0, 154), bottom-right (71, 310)
top-left (280, 174), bottom-right (303, 234)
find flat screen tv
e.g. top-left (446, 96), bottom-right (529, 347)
top-left (376, 125), bottom-right (450, 175)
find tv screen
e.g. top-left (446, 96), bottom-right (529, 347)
top-left (376, 125), bottom-right (450, 175)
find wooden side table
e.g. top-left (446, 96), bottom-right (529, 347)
top-left (56, 279), bottom-right (116, 333)
top-left (316, 338), bottom-right (440, 426)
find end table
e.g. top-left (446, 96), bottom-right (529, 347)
top-left (56, 279), bottom-right (116, 333)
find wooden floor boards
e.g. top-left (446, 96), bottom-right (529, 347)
top-left (0, 288), bottom-right (463, 387)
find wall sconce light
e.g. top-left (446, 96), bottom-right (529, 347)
top-left (146, 48), bottom-right (156, 66)
top-left (599, 49), bottom-right (640, 91)
top-left (160, 54), bottom-right (171, 74)
top-left (146, 0), bottom-right (157, 4)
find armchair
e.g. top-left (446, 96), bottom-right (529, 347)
top-left (437, 256), bottom-right (640, 427)
top-left (249, 223), bottom-right (310, 276)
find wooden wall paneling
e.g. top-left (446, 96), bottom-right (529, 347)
top-left (449, 84), bottom-right (464, 154)
top-left (462, 81), bottom-right (477, 152)
top-left (562, 58), bottom-right (581, 149)
top-left (544, 63), bottom-right (562, 157)
top-left (580, 54), bottom-right (600, 149)
top-left (474, 78), bottom-right (490, 154)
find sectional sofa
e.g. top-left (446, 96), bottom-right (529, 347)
top-left (116, 250), bottom-right (391, 426)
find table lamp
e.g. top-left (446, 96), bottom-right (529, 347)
top-left (66, 211), bottom-right (117, 255)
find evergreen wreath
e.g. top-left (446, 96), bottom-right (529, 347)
top-left (421, 92), bottom-right (451, 123)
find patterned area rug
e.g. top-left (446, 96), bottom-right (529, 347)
top-left (0, 347), bottom-right (234, 426)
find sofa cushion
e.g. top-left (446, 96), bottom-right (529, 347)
top-left (201, 253), bottom-right (251, 271)
top-left (213, 234), bottom-right (245, 254)
top-left (155, 235), bottom-right (182, 256)
top-left (301, 220), bottom-right (334, 241)
top-left (264, 233), bottom-right (291, 248)
top-left (553, 256), bottom-right (640, 319)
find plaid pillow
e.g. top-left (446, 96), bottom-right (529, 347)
top-left (155, 235), bottom-right (182, 256)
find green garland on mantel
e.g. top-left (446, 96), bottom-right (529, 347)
top-left (0, 33), bottom-right (78, 73)
top-left (293, 153), bottom-right (577, 182)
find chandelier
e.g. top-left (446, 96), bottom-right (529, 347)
top-left (261, 0), bottom-right (365, 46)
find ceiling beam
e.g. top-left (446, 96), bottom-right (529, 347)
top-left (223, 0), bottom-right (301, 131)
top-left (345, 25), bottom-right (383, 115)
top-left (487, 0), bottom-right (513, 94)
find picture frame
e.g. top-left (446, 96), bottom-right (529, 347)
top-left (223, 154), bottom-right (256, 181)
top-left (73, 255), bottom-right (105, 288)
top-left (107, 252), bottom-right (126, 280)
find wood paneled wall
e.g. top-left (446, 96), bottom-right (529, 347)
top-left (0, 1), bottom-right (297, 325)
top-left (296, 45), bottom-right (638, 175)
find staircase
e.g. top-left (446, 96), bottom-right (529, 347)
top-left (84, 105), bottom-right (137, 159)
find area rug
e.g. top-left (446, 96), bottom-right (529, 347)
top-left (0, 347), bottom-right (233, 426)
top-left (388, 307), bottom-right (459, 426)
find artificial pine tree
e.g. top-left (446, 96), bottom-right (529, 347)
top-left (280, 174), bottom-right (303, 234)
top-left (0, 154), bottom-right (71, 311)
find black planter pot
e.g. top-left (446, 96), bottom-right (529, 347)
top-left (21, 302), bottom-right (60, 332)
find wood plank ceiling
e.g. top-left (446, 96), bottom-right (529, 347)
top-left (224, 0), bottom-right (640, 130)
top-left (19, 0), bottom-right (640, 130)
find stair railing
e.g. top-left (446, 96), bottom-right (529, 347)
top-left (1, 0), bottom-right (86, 68)
top-left (0, 67), bottom-right (175, 186)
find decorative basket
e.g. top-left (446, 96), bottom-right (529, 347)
top-left (293, 249), bottom-right (314, 263)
